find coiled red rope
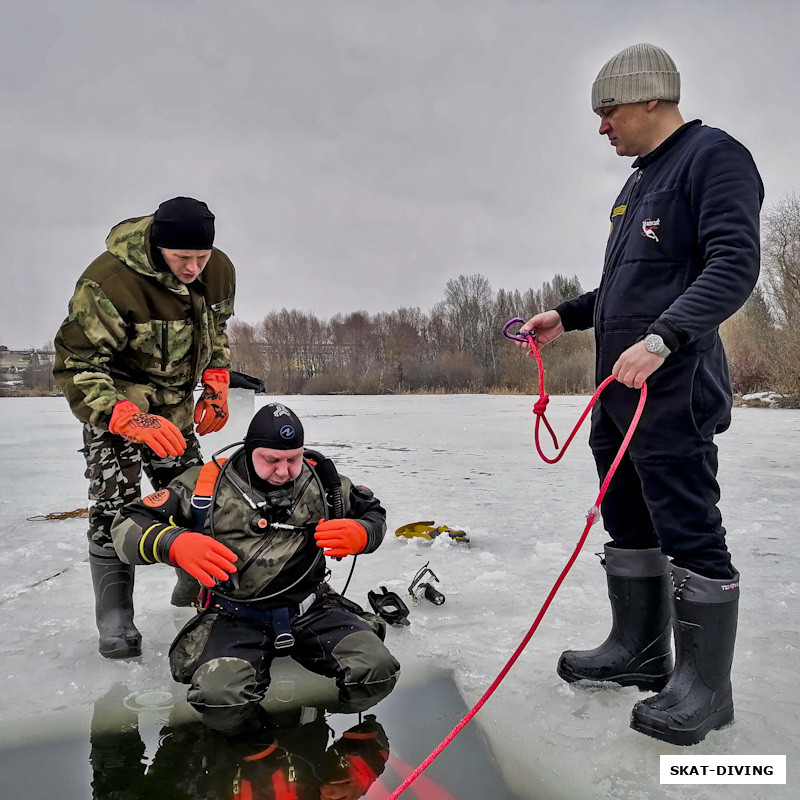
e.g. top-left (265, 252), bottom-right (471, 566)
top-left (384, 326), bottom-right (647, 800)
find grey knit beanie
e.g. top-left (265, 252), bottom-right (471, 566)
top-left (592, 43), bottom-right (680, 111)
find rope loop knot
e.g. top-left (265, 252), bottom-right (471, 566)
top-left (532, 394), bottom-right (550, 416)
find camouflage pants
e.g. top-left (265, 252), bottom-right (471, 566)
top-left (82, 423), bottom-right (203, 554)
top-left (170, 597), bottom-right (400, 734)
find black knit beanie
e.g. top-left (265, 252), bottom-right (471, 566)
top-left (245, 403), bottom-right (305, 465)
top-left (150, 196), bottom-right (215, 250)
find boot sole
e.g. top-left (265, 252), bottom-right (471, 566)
top-left (630, 705), bottom-right (734, 746)
top-left (99, 636), bottom-right (142, 660)
top-left (557, 661), bottom-right (670, 692)
top-left (100, 647), bottom-right (142, 659)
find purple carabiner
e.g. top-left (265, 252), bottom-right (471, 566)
top-left (502, 317), bottom-right (536, 343)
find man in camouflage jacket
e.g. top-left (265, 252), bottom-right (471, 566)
top-left (111, 403), bottom-right (399, 735)
top-left (53, 196), bottom-right (236, 659)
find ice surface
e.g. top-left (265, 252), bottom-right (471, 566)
top-left (1, 394), bottom-right (798, 799)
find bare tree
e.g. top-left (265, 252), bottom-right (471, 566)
top-left (721, 286), bottom-right (776, 394)
top-left (329, 311), bottom-right (382, 392)
top-left (376, 307), bottom-right (427, 390)
top-left (762, 194), bottom-right (800, 326)
top-left (443, 273), bottom-right (499, 385)
top-left (760, 195), bottom-right (800, 401)
top-left (228, 320), bottom-right (268, 384)
top-left (259, 309), bottom-right (328, 393)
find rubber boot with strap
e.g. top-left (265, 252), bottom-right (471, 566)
top-left (89, 551), bottom-right (142, 659)
top-left (557, 544), bottom-right (673, 691)
top-left (630, 566), bottom-right (739, 745)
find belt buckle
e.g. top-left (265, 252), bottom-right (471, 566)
top-left (274, 632), bottom-right (295, 650)
top-left (298, 591), bottom-right (318, 616)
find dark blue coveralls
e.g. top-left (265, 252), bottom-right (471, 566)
top-left (556, 121), bottom-right (764, 579)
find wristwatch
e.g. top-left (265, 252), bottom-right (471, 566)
top-left (644, 333), bottom-right (671, 358)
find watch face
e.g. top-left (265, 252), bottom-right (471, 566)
top-left (645, 334), bottom-right (666, 354)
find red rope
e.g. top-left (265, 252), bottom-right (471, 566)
top-left (384, 334), bottom-right (647, 800)
top-left (524, 333), bottom-right (618, 463)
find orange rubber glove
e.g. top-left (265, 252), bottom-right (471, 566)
top-left (314, 519), bottom-right (367, 557)
top-left (109, 400), bottom-right (186, 458)
top-left (169, 532), bottom-right (238, 587)
top-left (194, 368), bottom-right (230, 435)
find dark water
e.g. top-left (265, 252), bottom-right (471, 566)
top-left (0, 662), bottom-right (527, 799)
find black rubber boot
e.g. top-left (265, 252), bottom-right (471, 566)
top-left (557, 545), bottom-right (673, 691)
top-left (630, 566), bottom-right (739, 745)
top-left (89, 553), bottom-right (142, 659)
top-left (171, 567), bottom-right (201, 607)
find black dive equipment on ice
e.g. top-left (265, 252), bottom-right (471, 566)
top-left (368, 586), bottom-right (411, 627)
top-left (408, 562), bottom-right (445, 605)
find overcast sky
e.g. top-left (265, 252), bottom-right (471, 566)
top-left (2, 0), bottom-right (798, 349)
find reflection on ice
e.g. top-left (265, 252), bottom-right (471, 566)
top-left (1, 664), bottom-right (524, 800)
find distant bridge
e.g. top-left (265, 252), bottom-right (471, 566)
top-left (0, 348), bottom-right (55, 374)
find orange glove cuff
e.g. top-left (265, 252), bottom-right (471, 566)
top-left (194, 369), bottom-right (230, 435)
top-left (202, 368), bottom-right (230, 389)
top-left (108, 400), bottom-right (139, 435)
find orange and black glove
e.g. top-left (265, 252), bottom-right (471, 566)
top-left (314, 519), bottom-right (367, 557)
top-left (194, 368), bottom-right (230, 435)
top-left (109, 400), bottom-right (186, 458)
top-left (169, 531), bottom-right (238, 587)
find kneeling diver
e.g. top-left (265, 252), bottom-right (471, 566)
top-left (112, 402), bottom-right (399, 734)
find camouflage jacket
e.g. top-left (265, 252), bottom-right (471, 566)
top-left (53, 216), bottom-right (235, 430)
top-left (111, 454), bottom-right (387, 606)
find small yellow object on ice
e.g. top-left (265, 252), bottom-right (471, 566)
top-left (394, 520), bottom-right (469, 544)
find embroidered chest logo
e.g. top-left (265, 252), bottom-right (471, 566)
top-left (641, 218), bottom-right (661, 242)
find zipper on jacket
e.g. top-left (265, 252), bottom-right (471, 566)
top-left (595, 166), bottom-right (645, 329)
top-left (161, 321), bottom-right (168, 372)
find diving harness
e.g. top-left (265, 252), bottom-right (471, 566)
top-left (191, 442), bottom-right (354, 649)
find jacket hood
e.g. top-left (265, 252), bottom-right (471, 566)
top-left (105, 216), bottom-right (189, 294)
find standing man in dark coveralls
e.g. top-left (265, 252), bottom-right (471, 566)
top-left (54, 197), bottom-right (235, 660)
top-left (521, 44), bottom-right (763, 745)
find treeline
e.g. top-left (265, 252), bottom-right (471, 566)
top-left (229, 273), bottom-right (596, 395)
top-left (230, 192), bottom-right (800, 404)
top-left (7, 194), bottom-right (800, 403)
top-left (720, 194), bottom-right (800, 404)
